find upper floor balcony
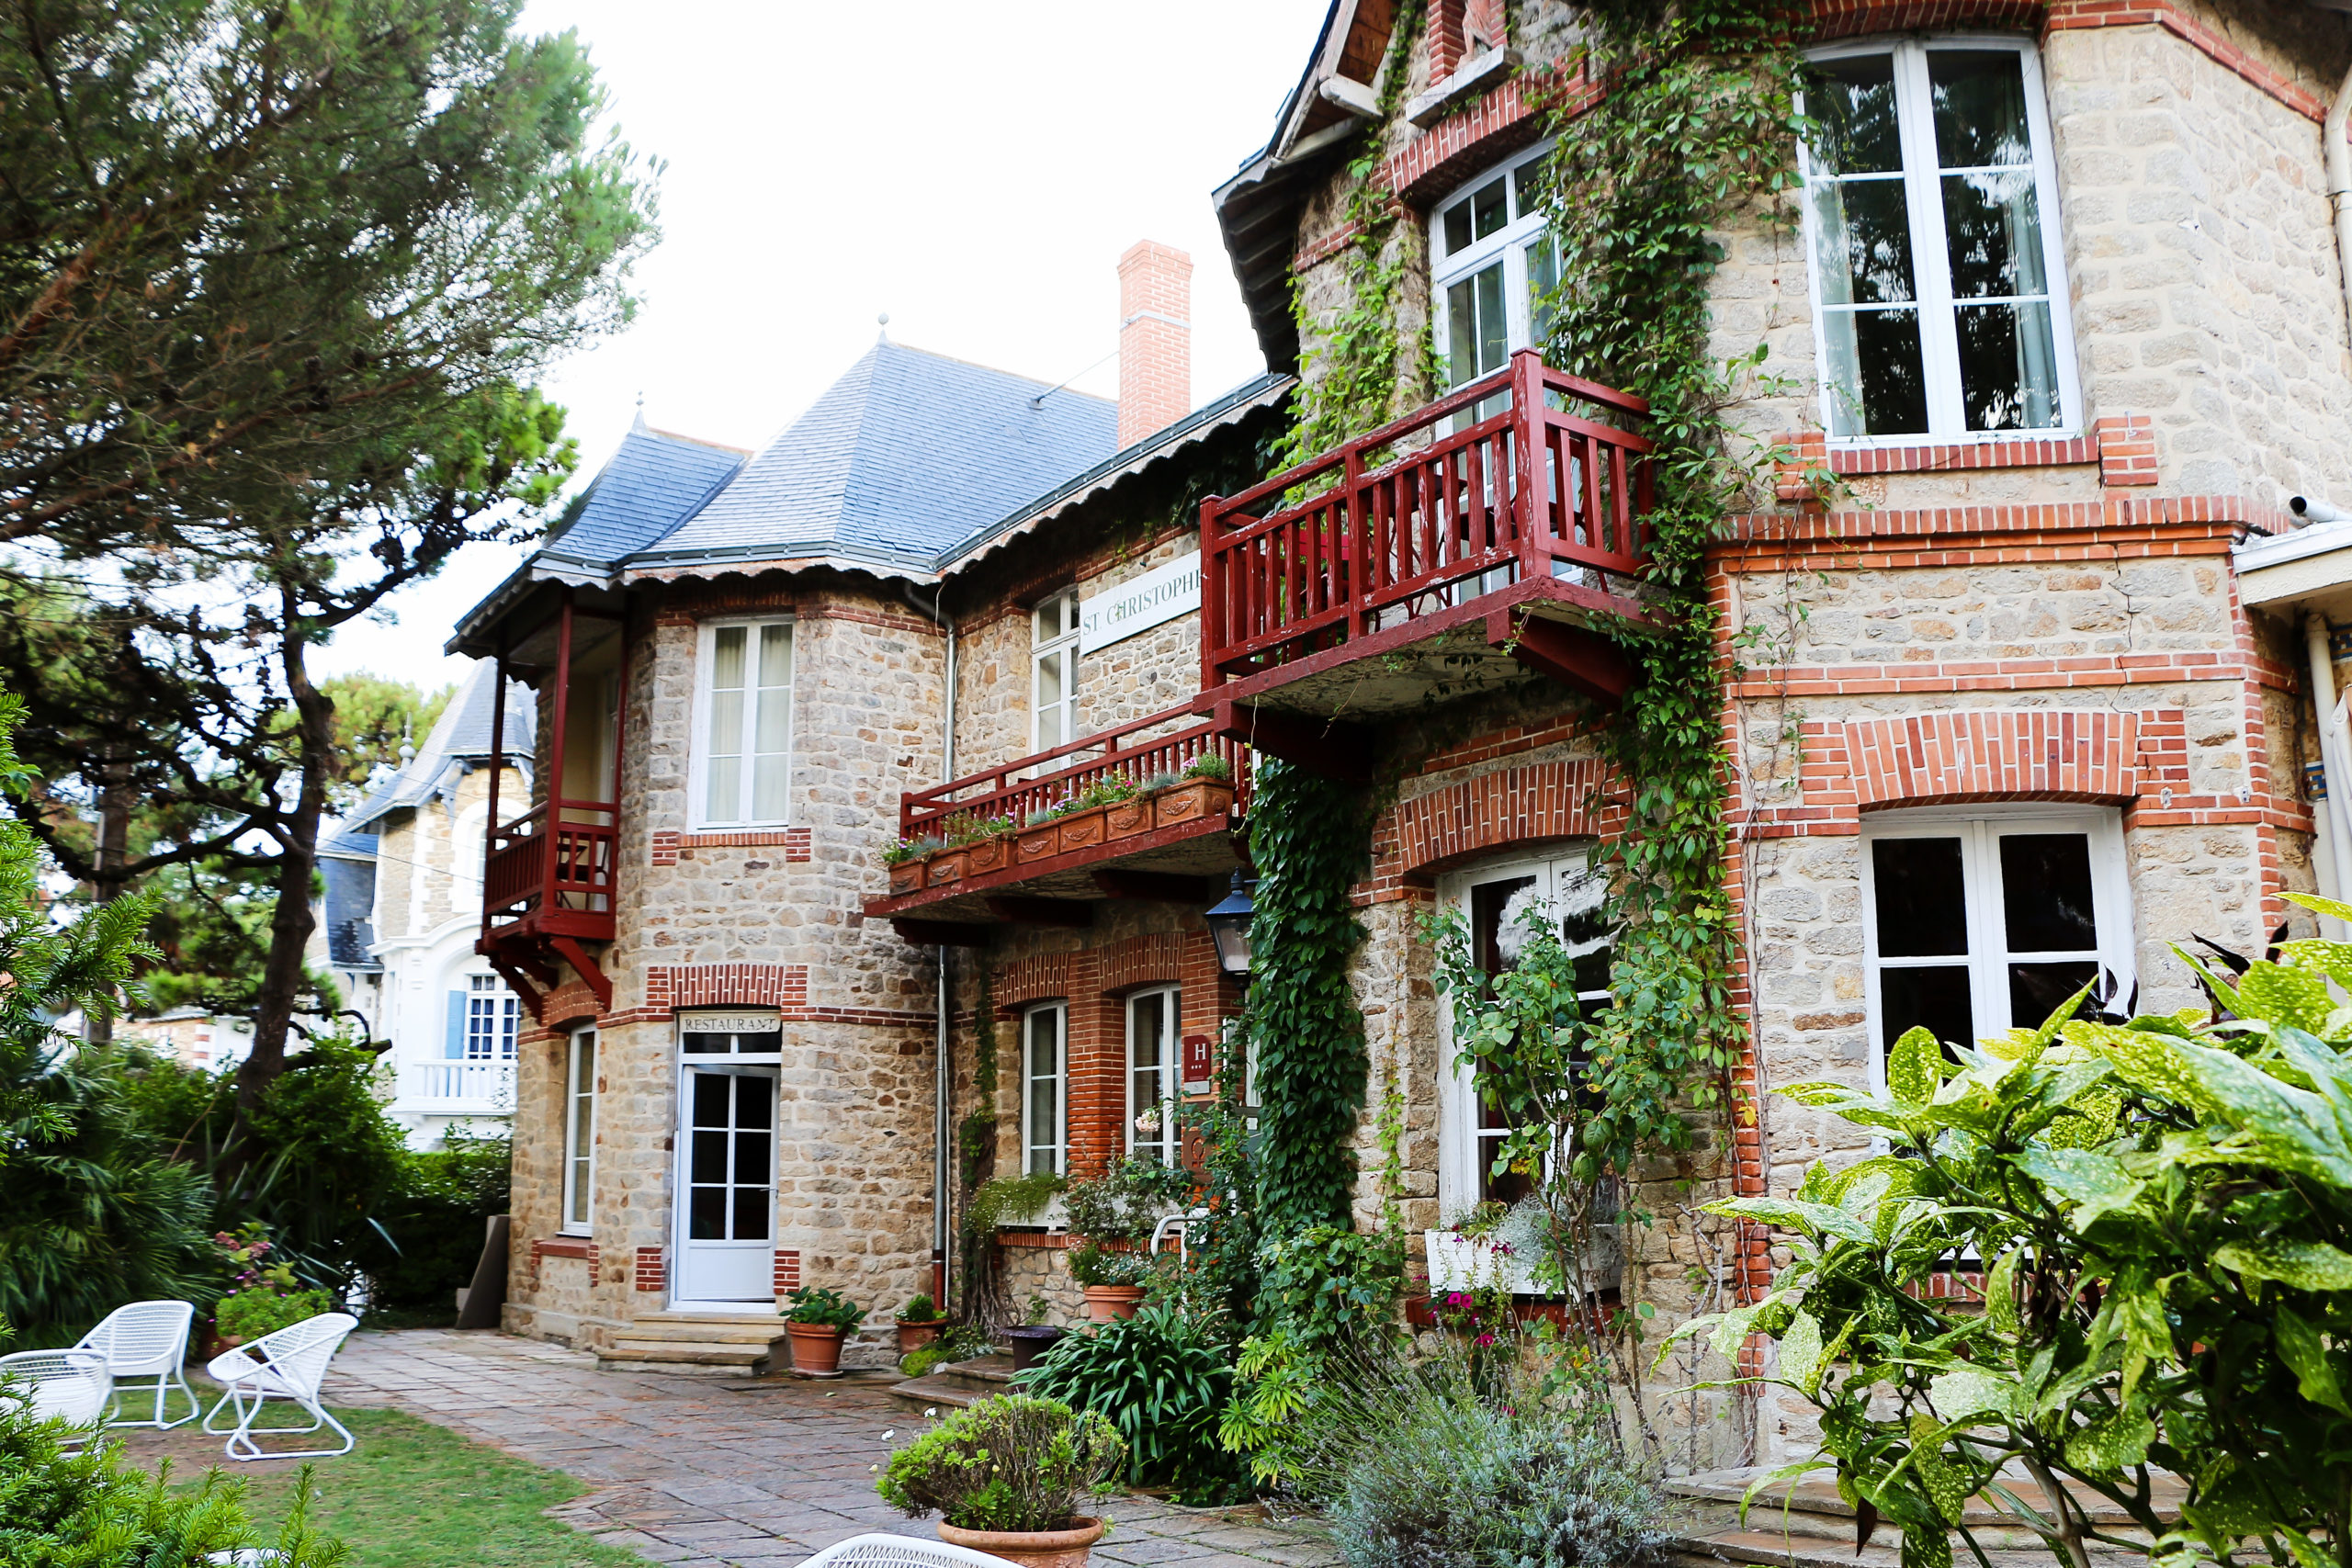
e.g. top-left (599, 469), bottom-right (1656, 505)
top-left (1198, 349), bottom-right (1656, 771)
top-left (395, 1059), bottom-right (517, 1119)
top-left (867, 701), bottom-right (1250, 942)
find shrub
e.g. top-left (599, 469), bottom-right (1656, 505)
top-left (0, 1378), bottom-right (344, 1563)
top-left (897, 1292), bottom-right (939, 1323)
top-left (901, 1324), bottom-right (993, 1379)
top-left (215, 1286), bottom-right (332, 1342)
top-left (876, 1393), bottom-right (1124, 1531)
top-left (357, 1124), bottom-right (512, 1316)
top-left (1017, 1300), bottom-right (1239, 1500)
top-left (1684, 898), bottom-right (2352, 1568)
top-left (1253, 1224), bottom-right (1405, 1356)
top-left (1182, 752), bottom-right (1233, 783)
top-left (1063, 1157), bottom-right (1188, 1289)
top-left (780, 1285), bottom-right (865, 1332)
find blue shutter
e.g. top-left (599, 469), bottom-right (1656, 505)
top-left (445, 991), bottom-right (468, 1059)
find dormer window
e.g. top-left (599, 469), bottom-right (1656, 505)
top-left (1799, 39), bottom-right (2078, 441)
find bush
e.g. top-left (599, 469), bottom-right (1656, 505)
top-left (1688, 899), bottom-right (2352, 1568)
top-left (1254, 1224), bottom-right (1405, 1356)
top-left (0, 1377), bottom-right (344, 1563)
top-left (877, 1393), bottom-right (1124, 1532)
top-left (214, 1286), bottom-right (333, 1342)
top-left (899, 1324), bottom-right (991, 1380)
top-left (359, 1124), bottom-right (512, 1315)
top-left (896, 1292), bottom-right (938, 1323)
top-left (1064, 1157), bottom-right (1188, 1290)
top-left (1016, 1300), bottom-right (1239, 1499)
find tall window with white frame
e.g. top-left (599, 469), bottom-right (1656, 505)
top-left (1022, 1002), bottom-right (1067, 1177)
top-left (1861, 808), bottom-right (2133, 1073)
top-left (1430, 144), bottom-right (1556, 419)
top-left (1126, 987), bottom-right (1180, 1164)
top-left (1800, 39), bottom-right (2077, 441)
top-left (465, 973), bottom-right (519, 1061)
top-left (561, 1028), bottom-right (597, 1235)
top-left (1032, 591), bottom-right (1080, 754)
top-left (697, 619), bottom-right (793, 826)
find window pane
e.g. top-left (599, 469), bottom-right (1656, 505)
top-left (1038, 648), bottom-right (1065, 710)
top-left (706, 689), bottom-right (744, 821)
top-left (1871, 838), bottom-right (1969, 955)
top-left (1928, 51), bottom-right (2032, 171)
top-left (710, 626), bottom-right (746, 691)
top-left (1447, 278), bottom-right (1480, 387)
top-left (1512, 159), bottom-right (1547, 220)
top-left (1807, 54), bottom-right (1904, 175)
top-left (1954, 301), bottom-right (2061, 431)
top-left (1470, 876), bottom-right (1540, 976)
top-left (735, 1074), bottom-right (774, 1131)
top-left (1525, 236), bottom-right (1558, 345)
top-left (1880, 964), bottom-right (1975, 1055)
top-left (682, 1032), bottom-right (728, 1054)
top-left (752, 753), bottom-right (790, 821)
top-left (1809, 179), bottom-right (1917, 306)
top-left (692, 1071), bottom-right (729, 1126)
top-left (1821, 307), bottom-right (1929, 438)
top-left (691, 1129), bottom-right (727, 1180)
top-left (1471, 178), bottom-right (1508, 241)
top-left (1999, 833), bottom-right (2098, 952)
top-left (734, 1131), bottom-right (770, 1187)
top-left (1475, 265), bottom-right (1507, 374)
top-left (733, 1186), bottom-right (768, 1241)
top-left (1443, 202), bottom-right (1472, 257)
top-left (1036, 594), bottom-right (1064, 641)
top-left (757, 624), bottom-right (792, 688)
top-left (689, 1186), bottom-right (724, 1240)
top-left (1478, 1128), bottom-right (1535, 1206)
top-left (2010, 961), bottom-right (2099, 1028)
top-left (1940, 169), bottom-right (2046, 299)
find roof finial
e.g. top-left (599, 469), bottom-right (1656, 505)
top-left (398, 716), bottom-right (415, 768)
top-left (630, 390), bottom-right (649, 434)
top-left (876, 312), bottom-right (890, 344)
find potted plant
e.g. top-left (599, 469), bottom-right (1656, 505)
top-left (1053, 801), bottom-right (1107, 854)
top-left (1015, 810), bottom-right (1061, 865)
top-left (780, 1284), bottom-right (865, 1378)
top-left (894, 1292), bottom-right (951, 1353)
top-left (926, 846), bottom-right (970, 886)
top-left (877, 1393), bottom-right (1125, 1568)
top-left (1102, 776), bottom-right (1155, 841)
top-left (965, 817), bottom-right (1016, 874)
top-left (885, 837), bottom-right (937, 896)
top-left (204, 1224), bottom-right (329, 1353)
top-left (1156, 753), bottom-right (1234, 827)
top-left (1062, 1157), bottom-right (1188, 1322)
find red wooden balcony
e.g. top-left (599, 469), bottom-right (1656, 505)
top-left (482, 800), bottom-right (617, 940)
top-left (868, 701), bottom-right (1250, 941)
top-left (1198, 349), bottom-right (1655, 765)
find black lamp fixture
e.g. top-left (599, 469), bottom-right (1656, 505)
top-left (1204, 870), bottom-right (1256, 979)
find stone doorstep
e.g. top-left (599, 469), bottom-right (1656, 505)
top-left (886, 1353), bottom-right (1016, 1411)
top-left (601, 1310), bottom-right (801, 1375)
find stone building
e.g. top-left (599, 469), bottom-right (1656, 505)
top-left (454, 0), bottom-right (2352, 1442)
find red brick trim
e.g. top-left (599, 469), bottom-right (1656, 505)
top-left (533, 1235), bottom-right (595, 1263)
top-left (634, 1247), bottom-right (664, 1293)
top-left (2093, 413), bottom-right (2158, 487)
top-left (645, 964), bottom-right (809, 1011)
top-left (774, 1249), bottom-right (801, 1294)
top-left (1724, 493), bottom-right (2287, 554)
top-left (650, 827), bottom-right (812, 866)
top-left (1807, 0), bottom-right (2044, 40)
top-left (1378, 760), bottom-right (1625, 887)
top-left (1377, 68), bottom-right (1580, 208)
top-left (2042, 0), bottom-right (2335, 124)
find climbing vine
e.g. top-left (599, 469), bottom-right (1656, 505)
top-left (1532, 0), bottom-right (1812, 1156)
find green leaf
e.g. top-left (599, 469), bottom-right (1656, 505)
top-left (2064, 1406), bottom-right (2155, 1473)
top-left (1927, 1367), bottom-right (2018, 1423)
top-left (2235, 962), bottom-right (2336, 1034)
top-left (2213, 1239), bottom-right (2352, 1292)
top-left (2012, 1145), bottom-right (2144, 1227)
top-left (1886, 1026), bottom-right (1944, 1103)
top-left (1777, 1309), bottom-right (1826, 1396)
top-left (1984, 1247), bottom-right (2022, 1338)
top-left (2273, 1305), bottom-right (2352, 1416)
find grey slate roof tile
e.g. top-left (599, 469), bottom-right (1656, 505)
top-left (548, 418), bottom-right (749, 567)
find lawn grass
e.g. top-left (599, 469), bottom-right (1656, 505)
top-left (165, 1406), bottom-right (646, 1568)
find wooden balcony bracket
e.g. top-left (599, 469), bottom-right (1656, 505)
top-left (485, 953), bottom-right (549, 1023)
top-left (1487, 607), bottom-right (1636, 706)
top-left (1210, 699), bottom-right (1373, 783)
top-left (548, 936), bottom-right (614, 1011)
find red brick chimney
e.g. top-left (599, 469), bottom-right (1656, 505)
top-left (1117, 240), bottom-right (1192, 448)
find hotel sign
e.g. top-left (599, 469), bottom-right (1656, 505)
top-left (1078, 552), bottom-right (1201, 655)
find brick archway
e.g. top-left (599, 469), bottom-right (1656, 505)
top-left (1383, 759), bottom-right (1622, 884)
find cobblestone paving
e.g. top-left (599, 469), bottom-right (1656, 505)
top-left (311, 1329), bottom-right (1333, 1568)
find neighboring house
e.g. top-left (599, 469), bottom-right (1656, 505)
top-left (455, 0), bottom-right (2352, 1423)
top-left (335, 662), bottom-right (537, 1148)
top-left (117, 1007), bottom-right (254, 1072)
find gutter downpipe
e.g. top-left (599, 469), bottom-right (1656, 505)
top-left (904, 577), bottom-right (956, 1313)
top-left (2307, 613), bottom-right (2352, 940)
top-left (2330, 62), bottom-right (2352, 341)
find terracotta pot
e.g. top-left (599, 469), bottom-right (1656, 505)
top-left (888, 862), bottom-right (923, 896)
top-left (784, 1323), bottom-right (846, 1378)
top-left (1080, 1284), bottom-right (1144, 1323)
top-left (1103, 797), bottom-right (1154, 840)
top-left (926, 850), bottom-right (969, 886)
top-left (966, 835), bottom-right (1011, 874)
top-left (938, 1516), bottom-right (1104, 1568)
top-left (1014, 827), bottom-right (1059, 863)
top-left (1055, 808), bottom-right (1106, 853)
top-left (1002, 1324), bottom-right (1065, 1372)
top-left (1154, 780), bottom-right (1234, 828)
top-left (896, 1318), bottom-right (950, 1353)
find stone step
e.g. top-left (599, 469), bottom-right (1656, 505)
top-left (888, 1354), bottom-right (1017, 1411)
top-left (600, 1312), bottom-right (792, 1374)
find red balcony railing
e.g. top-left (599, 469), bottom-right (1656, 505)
top-left (1201, 349), bottom-right (1653, 689)
top-left (899, 701), bottom-right (1249, 839)
top-left (482, 798), bottom-right (617, 935)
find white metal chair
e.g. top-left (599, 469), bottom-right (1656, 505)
top-left (77, 1300), bottom-right (198, 1428)
top-left (0, 1348), bottom-right (113, 1445)
top-left (798, 1533), bottom-right (1023, 1568)
top-left (200, 1312), bottom-right (358, 1461)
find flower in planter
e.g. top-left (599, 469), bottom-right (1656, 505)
top-left (781, 1284), bottom-right (866, 1333)
top-left (1132, 1107), bottom-right (1160, 1137)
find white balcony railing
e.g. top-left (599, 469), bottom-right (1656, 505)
top-left (398, 1060), bottom-right (516, 1114)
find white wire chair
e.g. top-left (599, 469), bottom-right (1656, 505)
top-left (0, 1348), bottom-right (113, 1446)
top-left (77, 1300), bottom-right (198, 1428)
top-left (200, 1313), bottom-right (358, 1461)
top-left (798, 1534), bottom-right (1024, 1568)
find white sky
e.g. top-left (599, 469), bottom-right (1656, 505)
top-left (316, 0), bottom-right (1329, 686)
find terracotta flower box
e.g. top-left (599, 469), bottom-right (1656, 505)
top-left (1155, 780), bottom-right (1234, 828)
top-left (889, 862), bottom-right (923, 896)
top-left (926, 849), bottom-right (969, 886)
top-left (965, 835), bottom-right (1011, 875)
top-left (1015, 826), bottom-right (1060, 863)
top-left (1103, 796), bottom-right (1154, 840)
top-left (1055, 807), bottom-right (1106, 854)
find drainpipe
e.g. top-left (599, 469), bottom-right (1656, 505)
top-left (2306, 613), bottom-right (2352, 939)
top-left (903, 577), bottom-right (956, 1311)
top-left (2330, 62), bottom-right (2352, 342)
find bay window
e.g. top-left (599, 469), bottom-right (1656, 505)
top-left (1801, 39), bottom-right (2078, 440)
top-left (695, 619), bottom-right (793, 827)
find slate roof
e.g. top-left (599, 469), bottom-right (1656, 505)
top-left (345, 660), bottom-right (535, 835)
top-left (319, 850), bottom-right (379, 971)
top-left (637, 340), bottom-right (1117, 570)
top-left (543, 413), bottom-right (749, 568)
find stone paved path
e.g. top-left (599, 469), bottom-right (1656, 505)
top-left (309, 1329), bottom-right (1334, 1568)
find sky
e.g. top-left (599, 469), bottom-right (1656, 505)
top-left (315, 0), bottom-right (1330, 686)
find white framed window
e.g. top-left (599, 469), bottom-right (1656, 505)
top-left (561, 1028), bottom-right (598, 1235)
top-left (1032, 591), bottom-right (1080, 754)
top-left (1434, 849), bottom-right (1612, 1219)
top-left (1022, 1002), bottom-right (1067, 1177)
top-left (465, 973), bottom-right (519, 1061)
top-left (1860, 807), bottom-right (2134, 1077)
top-left (1430, 143), bottom-right (1558, 406)
top-left (1126, 986), bottom-right (1180, 1164)
top-left (1799, 38), bottom-right (2079, 442)
top-left (693, 619), bottom-right (794, 827)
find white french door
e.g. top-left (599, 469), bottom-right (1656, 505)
top-left (672, 1065), bottom-right (777, 1303)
